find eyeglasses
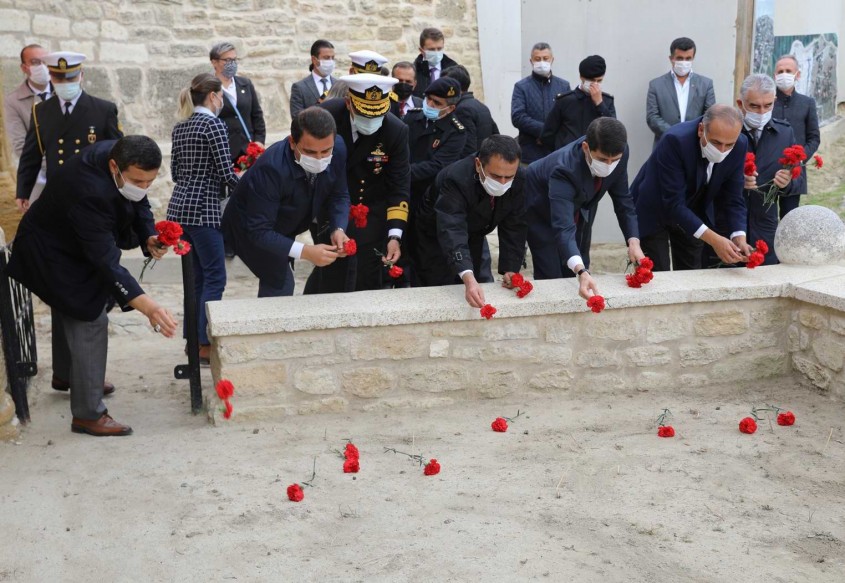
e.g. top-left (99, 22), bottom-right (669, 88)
top-left (215, 58), bottom-right (239, 64)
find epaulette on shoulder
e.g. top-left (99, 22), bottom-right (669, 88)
top-left (451, 116), bottom-right (465, 131)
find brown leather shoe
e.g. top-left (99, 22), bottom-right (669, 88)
top-left (198, 344), bottom-right (211, 366)
top-left (52, 375), bottom-right (115, 396)
top-left (71, 414), bottom-right (133, 436)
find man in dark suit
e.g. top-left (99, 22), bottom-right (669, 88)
top-left (773, 53), bottom-right (821, 219)
top-left (15, 51), bottom-right (124, 397)
top-left (8, 136), bottom-right (178, 436)
top-left (210, 42), bottom-right (266, 165)
top-left (290, 39), bottom-right (338, 118)
top-left (412, 27), bottom-right (459, 98)
top-left (413, 136), bottom-right (527, 308)
top-left (442, 65), bottom-right (499, 157)
top-left (631, 105), bottom-right (751, 272)
top-left (646, 37), bottom-right (716, 148)
top-left (222, 107), bottom-right (350, 297)
top-left (737, 74), bottom-right (797, 265)
top-left (304, 73), bottom-right (410, 293)
top-left (541, 55), bottom-right (616, 152)
top-left (389, 62), bottom-right (423, 119)
top-left (526, 118), bottom-right (642, 299)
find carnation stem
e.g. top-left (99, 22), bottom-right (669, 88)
top-left (383, 447), bottom-right (425, 466)
top-left (139, 257), bottom-right (156, 282)
top-left (821, 428), bottom-right (833, 455)
top-left (504, 409), bottom-right (524, 423)
top-left (301, 456), bottom-right (318, 487)
top-left (656, 408), bottom-right (671, 427)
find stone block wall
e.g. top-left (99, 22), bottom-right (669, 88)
top-left (2, 1), bottom-right (482, 214)
top-left (789, 305), bottom-right (845, 399)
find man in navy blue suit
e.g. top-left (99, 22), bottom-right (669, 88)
top-left (525, 117), bottom-right (642, 299)
top-left (631, 104), bottom-right (750, 271)
top-left (222, 107), bottom-right (350, 296)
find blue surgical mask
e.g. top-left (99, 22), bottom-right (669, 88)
top-left (424, 50), bottom-right (444, 67)
top-left (353, 114), bottom-right (384, 136)
top-left (55, 81), bottom-right (81, 102)
top-left (422, 100), bottom-right (442, 121)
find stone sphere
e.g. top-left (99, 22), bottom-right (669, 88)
top-left (774, 205), bottom-right (845, 265)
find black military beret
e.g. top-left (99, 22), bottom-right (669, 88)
top-left (424, 77), bottom-right (461, 99)
top-left (579, 55), bottom-right (606, 79)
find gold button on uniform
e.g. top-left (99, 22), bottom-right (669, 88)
top-left (58, 139), bottom-right (64, 144)
top-left (58, 160), bottom-right (64, 165)
top-left (58, 149), bottom-right (63, 154)
top-left (74, 149), bottom-right (80, 154)
top-left (75, 139), bottom-right (81, 144)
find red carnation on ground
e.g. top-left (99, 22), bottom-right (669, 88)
top-left (423, 459), bottom-right (441, 476)
top-left (657, 426), bottom-right (675, 438)
top-left (777, 411), bottom-right (796, 426)
top-left (739, 417), bottom-right (758, 434)
top-left (480, 304), bottom-right (497, 319)
top-left (343, 239), bottom-right (357, 256)
top-left (516, 280), bottom-right (534, 298)
top-left (349, 203), bottom-right (369, 228)
top-left (586, 295), bottom-right (605, 313)
top-left (744, 152), bottom-right (757, 176)
top-left (215, 379), bottom-right (234, 400)
top-left (287, 483), bottom-right (304, 502)
top-left (746, 251), bottom-right (765, 269)
top-left (343, 458), bottom-right (360, 473)
top-left (491, 417), bottom-right (508, 432)
top-left (813, 154), bottom-right (823, 169)
top-left (388, 264), bottom-right (403, 279)
top-left (626, 257), bottom-right (654, 288)
top-left (344, 442), bottom-right (359, 460)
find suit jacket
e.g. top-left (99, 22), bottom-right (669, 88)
top-left (4, 80), bottom-right (51, 200)
top-left (16, 91), bottom-right (122, 200)
top-left (290, 72), bottom-right (338, 118)
top-left (219, 76), bottom-right (266, 162)
top-left (222, 136), bottom-right (349, 264)
top-left (646, 72), bottom-right (715, 145)
top-left (453, 92), bottom-right (499, 157)
top-left (320, 98), bottom-right (410, 233)
top-left (631, 117), bottom-right (748, 239)
top-left (404, 109), bottom-right (467, 205)
top-left (774, 88), bottom-right (820, 194)
top-left (511, 73), bottom-right (571, 164)
top-left (412, 53), bottom-right (459, 98)
top-left (8, 140), bottom-right (155, 322)
top-left (541, 88), bottom-right (616, 151)
top-left (526, 138), bottom-right (636, 263)
top-left (167, 110), bottom-right (240, 228)
top-left (389, 95), bottom-right (423, 119)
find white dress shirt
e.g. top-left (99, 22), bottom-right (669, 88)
top-left (672, 70), bottom-right (691, 123)
top-left (312, 71), bottom-right (332, 96)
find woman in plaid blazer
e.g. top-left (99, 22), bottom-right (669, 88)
top-left (167, 72), bottom-right (239, 363)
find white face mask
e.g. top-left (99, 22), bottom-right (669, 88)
top-left (581, 80), bottom-right (592, 92)
top-left (296, 146), bottom-right (332, 174)
top-left (775, 73), bottom-right (796, 91)
top-left (478, 165), bottom-right (513, 197)
top-left (352, 114), bottom-right (384, 136)
top-left (586, 151), bottom-right (620, 178)
top-left (424, 50), bottom-right (444, 67)
top-left (113, 169), bottom-right (149, 202)
top-left (672, 60), bottom-right (693, 77)
top-left (532, 61), bottom-right (552, 76)
top-left (700, 130), bottom-right (732, 164)
top-left (319, 59), bottom-right (335, 77)
top-left (55, 81), bottom-right (81, 102)
top-left (29, 63), bottom-right (50, 85)
top-left (743, 109), bottom-right (772, 129)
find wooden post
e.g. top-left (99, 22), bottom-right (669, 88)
top-left (734, 0), bottom-right (756, 100)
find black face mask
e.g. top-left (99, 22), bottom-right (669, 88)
top-left (393, 82), bottom-right (414, 100)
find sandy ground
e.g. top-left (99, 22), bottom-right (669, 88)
top-left (1, 272), bottom-right (845, 582)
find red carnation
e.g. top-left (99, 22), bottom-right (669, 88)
top-left (813, 154), bottom-right (823, 169)
top-left (480, 303), bottom-right (497, 319)
top-left (491, 417), bottom-right (508, 432)
top-left (343, 458), bottom-right (360, 473)
top-left (388, 265), bottom-right (403, 278)
top-left (516, 280), bottom-right (533, 298)
top-left (739, 417), bottom-right (758, 434)
top-left (423, 459), bottom-right (441, 476)
top-left (626, 273), bottom-right (642, 288)
top-left (776, 411), bottom-right (796, 426)
top-left (287, 483), bottom-right (304, 502)
top-left (510, 273), bottom-right (525, 287)
top-left (174, 239), bottom-right (192, 256)
top-left (344, 442), bottom-right (359, 460)
top-left (755, 240), bottom-right (769, 255)
top-left (791, 165), bottom-right (802, 180)
top-left (586, 295), bottom-right (605, 313)
top-left (639, 257), bottom-right (654, 271)
top-left (349, 203), bottom-right (369, 228)
top-left (155, 220), bottom-right (183, 247)
top-left (657, 425), bottom-right (675, 438)
top-left (744, 152), bottom-right (757, 177)
top-left (634, 267), bottom-right (653, 284)
top-left (746, 251), bottom-right (765, 269)
top-left (343, 239), bottom-right (357, 256)
top-left (215, 379), bottom-right (234, 400)
top-left (223, 399), bottom-right (233, 419)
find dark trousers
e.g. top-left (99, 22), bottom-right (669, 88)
top-left (182, 225), bottom-right (226, 345)
top-left (56, 309), bottom-right (109, 420)
top-left (778, 193), bottom-right (800, 220)
top-left (51, 308), bottom-right (70, 380)
top-left (746, 190), bottom-right (780, 265)
top-left (526, 214), bottom-right (591, 280)
top-left (641, 225), bottom-right (705, 272)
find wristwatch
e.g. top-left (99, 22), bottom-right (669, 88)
top-left (576, 268), bottom-right (589, 277)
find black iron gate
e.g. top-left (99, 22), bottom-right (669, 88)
top-left (172, 251), bottom-right (203, 413)
top-left (0, 245), bottom-right (38, 423)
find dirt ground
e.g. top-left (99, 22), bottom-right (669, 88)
top-left (1, 276), bottom-right (844, 582)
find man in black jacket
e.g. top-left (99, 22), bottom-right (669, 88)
top-left (541, 55), bottom-right (616, 152)
top-left (412, 27), bottom-right (459, 98)
top-left (413, 136), bottom-right (527, 308)
top-left (8, 137), bottom-right (178, 436)
top-left (442, 65), bottom-right (499, 156)
top-left (305, 73), bottom-right (411, 293)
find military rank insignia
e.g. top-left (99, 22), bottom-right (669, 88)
top-left (432, 139), bottom-right (441, 149)
top-left (87, 126), bottom-right (97, 144)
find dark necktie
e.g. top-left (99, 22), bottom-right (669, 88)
top-left (64, 102), bottom-right (71, 119)
top-left (593, 176), bottom-right (603, 194)
top-left (320, 78), bottom-right (328, 97)
top-left (38, 92), bottom-right (47, 102)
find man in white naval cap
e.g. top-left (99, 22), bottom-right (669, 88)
top-left (348, 50), bottom-right (389, 75)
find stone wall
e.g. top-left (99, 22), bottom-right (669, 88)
top-left (1, 0), bottom-right (482, 213)
top-left (206, 265), bottom-right (845, 422)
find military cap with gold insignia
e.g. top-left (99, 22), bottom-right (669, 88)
top-left (349, 50), bottom-right (389, 74)
top-left (340, 73), bottom-right (398, 118)
top-left (43, 51), bottom-right (86, 79)
top-left (424, 77), bottom-right (461, 99)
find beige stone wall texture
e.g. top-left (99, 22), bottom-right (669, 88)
top-left (1, 0), bottom-right (482, 213)
top-left (209, 298), bottom-right (800, 422)
top-left (789, 305), bottom-right (845, 399)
